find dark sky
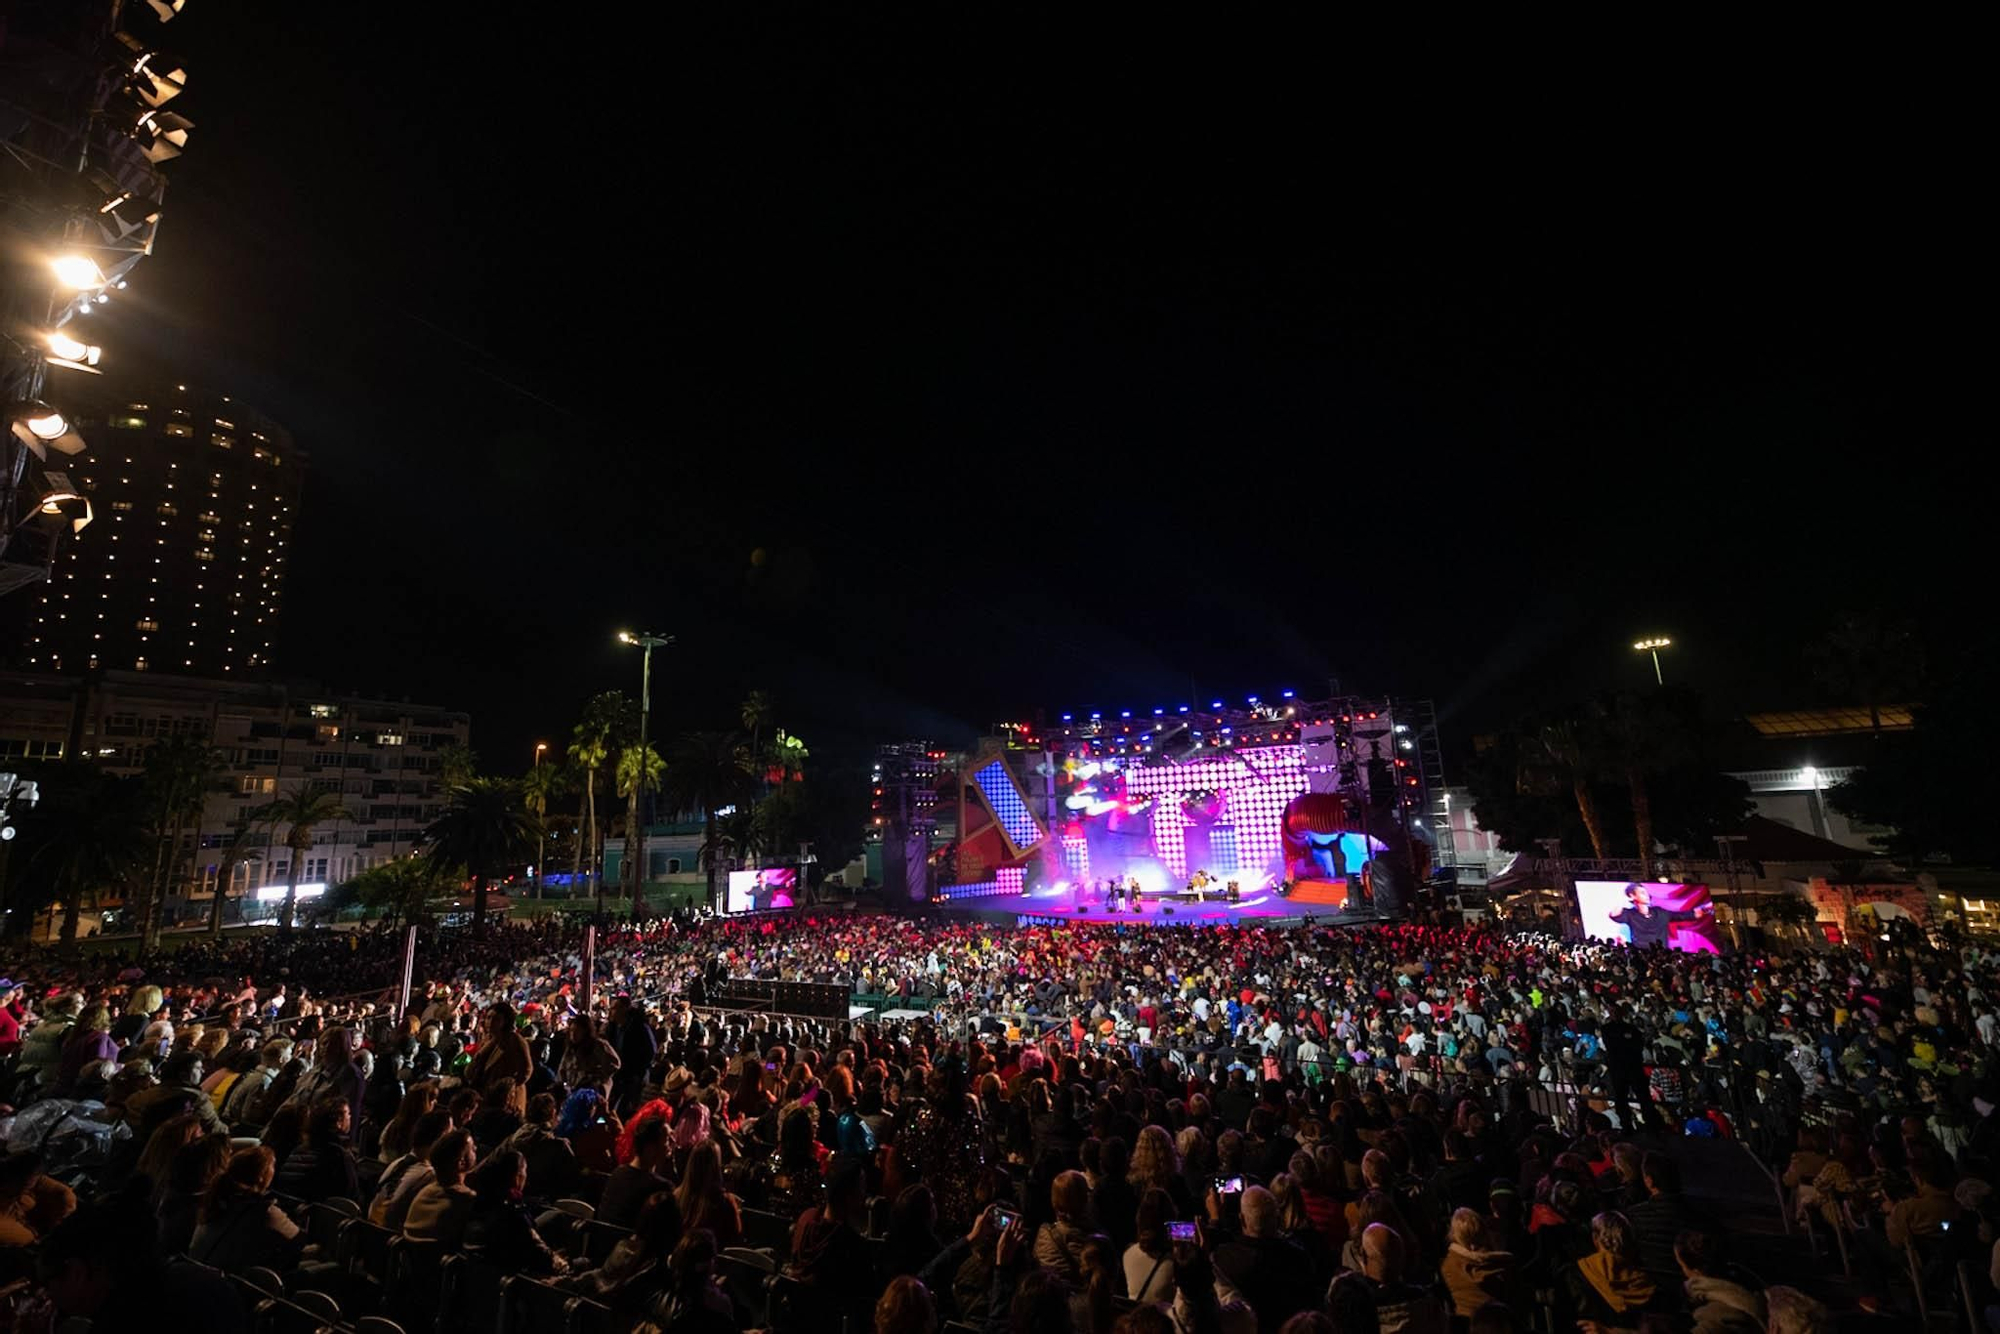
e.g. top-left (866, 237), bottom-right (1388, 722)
top-left (87, 11), bottom-right (1983, 769)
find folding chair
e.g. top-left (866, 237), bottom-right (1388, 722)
top-left (577, 1218), bottom-right (634, 1266)
top-left (257, 1297), bottom-right (337, 1334)
top-left (717, 1251), bottom-right (775, 1327)
top-left (553, 1198), bottom-right (596, 1221)
top-left (441, 1254), bottom-right (508, 1334)
top-left (304, 1201), bottom-right (353, 1258)
top-left (742, 1206), bottom-right (794, 1252)
top-left (501, 1275), bottom-right (578, 1334)
top-left (768, 1273), bottom-right (843, 1334)
top-left (568, 1296), bottom-right (618, 1334)
top-left (384, 1237), bottom-right (449, 1333)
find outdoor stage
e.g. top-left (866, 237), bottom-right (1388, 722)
top-left (932, 882), bottom-right (1378, 928)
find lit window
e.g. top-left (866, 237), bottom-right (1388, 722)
top-left (164, 423), bottom-right (192, 438)
top-left (136, 618), bottom-right (159, 631)
top-left (156, 502), bottom-right (177, 516)
top-left (134, 657), bottom-right (149, 671)
top-left (110, 414), bottom-right (147, 429)
top-left (378, 732), bottom-right (406, 746)
top-left (195, 549), bottom-right (215, 562)
top-left (310, 703), bottom-right (338, 718)
top-left (111, 501), bottom-right (133, 513)
top-left (214, 419), bottom-right (235, 430)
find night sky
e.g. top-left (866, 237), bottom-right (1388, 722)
top-left (73, 12), bottom-right (1983, 768)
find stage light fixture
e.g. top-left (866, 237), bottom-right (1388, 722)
top-left (117, 33), bottom-right (189, 106)
top-left (50, 255), bottom-right (108, 290)
top-left (10, 404), bottom-right (89, 459)
top-left (125, 106), bottom-right (194, 163)
top-left (45, 332), bottom-right (103, 369)
top-left (34, 479), bottom-right (94, 535)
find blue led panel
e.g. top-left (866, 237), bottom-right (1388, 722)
top-left (972, 760), bottom-right (1042, 850)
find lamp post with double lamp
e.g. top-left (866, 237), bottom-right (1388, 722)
top-left (1632, 636), bottom-right (1672, 685)
top-left (616, 630), bottom-right (674, 918)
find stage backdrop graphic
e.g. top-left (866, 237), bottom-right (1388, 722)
top-left (726, 867), bottom-right (797, 915)
top-left (1575, 880), bottom-right (1721, 953)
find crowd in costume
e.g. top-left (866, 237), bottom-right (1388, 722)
top-left (1, 910), bottom-right (1996, 1331)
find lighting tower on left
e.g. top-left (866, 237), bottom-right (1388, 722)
top-left (2, 0), bottom-right (197, 596)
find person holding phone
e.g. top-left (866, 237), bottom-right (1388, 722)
top-left (1124, 1189), bottom-right (1182, 1303)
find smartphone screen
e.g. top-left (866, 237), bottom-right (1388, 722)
top-left (1168, 1220), bottom-right (1197, 1242)
top-left (989, 1205), bottom-right (1021, 1230)
top-left (1215, 1176), bottom-right (1244, 1195)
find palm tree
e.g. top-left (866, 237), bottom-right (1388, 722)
top-left (570, 692), bottom-right (634, 908)
top-left (206, 822), bottom-right (265, 938)
top-left (1810, 611), bottom-right (1925, 734)
top-left (423, 778), bottom-right (541, 934)
top-left (24, 767), bottom-right (152, 943)
top-left (1592, 691), bottom-right (1686, 880)
top-left (346, 855), bottom-right (452, 930)
top-left (1527, 715), bottom-right (1608, 861)
top-left (521, 761), bottom-right (566, 898)
top-left (707, 805), bottom-right (761, 871)
top-left (254, 786), bottom-right (353, 930)
top-left (139, 734), bottom-right (225, 950)
top-left (438, 742), bottom-right (481, 788)
top-left (664, 731), bottom-right (756, 913)
top-left (766, 729), bottom-right (809, 786)
top-left (741, 691), bottom-right (775, 773)
top-left (615, 742), bottom-right (665, 913)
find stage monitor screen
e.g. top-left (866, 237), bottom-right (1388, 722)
top-left (726, 867), bottom-right (797, 914)
top-left (1576, 880), bottom-right (1721, 953)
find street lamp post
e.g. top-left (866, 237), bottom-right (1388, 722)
top-left (532, 742), bottom-right (548, 899)
top-left (617, 630), bottom-right (674, 920)
top-left (1632, 636), bottom-right (1672, 685)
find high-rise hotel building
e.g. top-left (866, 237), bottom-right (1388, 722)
top-left (25, 380), bottom-right (303, 676)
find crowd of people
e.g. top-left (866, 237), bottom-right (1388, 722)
top-left (1, 908), bottom-right (1997, 1333)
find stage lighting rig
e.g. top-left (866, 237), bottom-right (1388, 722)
top-left (1, 0), bottom-right (201, 594)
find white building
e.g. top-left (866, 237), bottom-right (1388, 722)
top-left (0, 669), bottom-right (470, 932)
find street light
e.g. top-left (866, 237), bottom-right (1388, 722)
top-left (533, 741), bottom-right (548, 767)
top-left (616, 629), bottom-right (674, 913)
top-left (1632, 636), bottom-right (1672, 685)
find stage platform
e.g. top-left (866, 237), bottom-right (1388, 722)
top-left (935, 884), bottom-right (1376, 927)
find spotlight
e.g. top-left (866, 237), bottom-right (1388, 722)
top-left (50, 255), bottom-right (108, 290)
top-left (33, 477), bottom-right (93, 535)
top-left (8, 405), bottom-right (87, 458)
top-left (124, 106), bottom-right (194, 163)
top-left (45, 332), bottom-right (102, 369)
top-left (18, 406), bottom-right (70, 442)
top-left (117, 33), bottom-right (189, 106)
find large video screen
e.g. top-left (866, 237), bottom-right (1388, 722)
top-left (1576, 880), bottom-right (1722, 953)
top-left (726, 867), bottom-right (797, 914)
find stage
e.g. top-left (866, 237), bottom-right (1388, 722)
top-left (933, 882), bottom-right (1377, 928)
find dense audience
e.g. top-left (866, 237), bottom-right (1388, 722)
top-left (0, 908), bottom-right (1992, 1333)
